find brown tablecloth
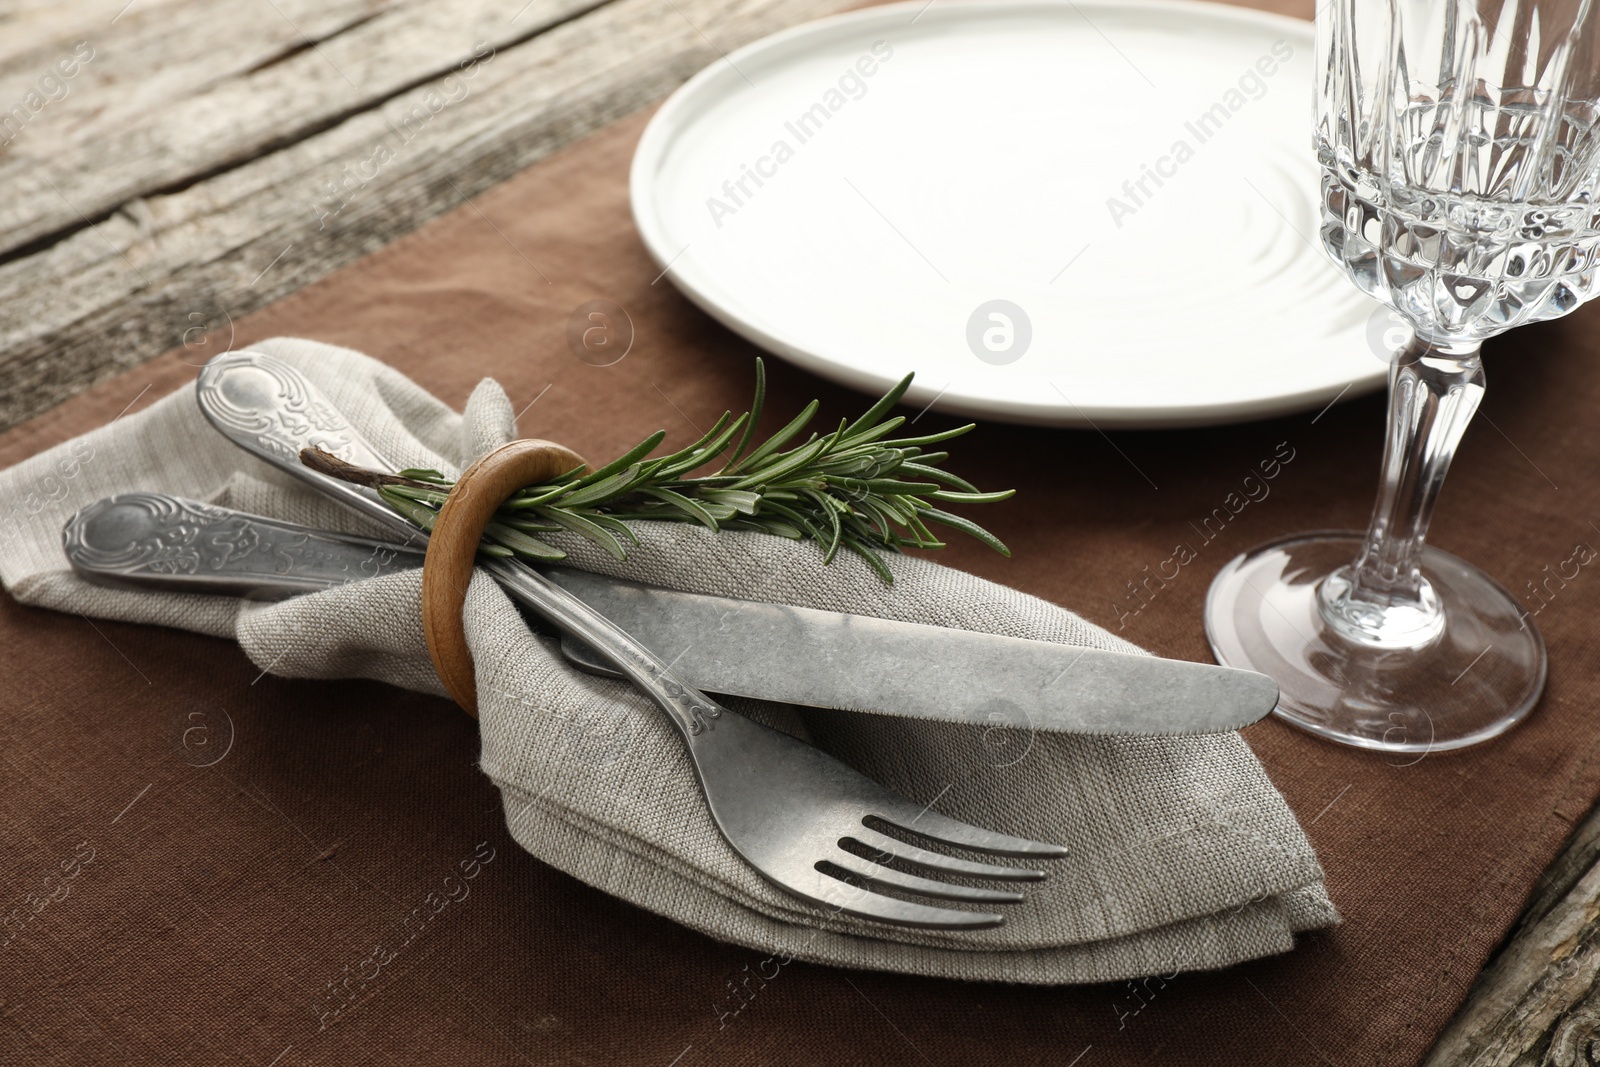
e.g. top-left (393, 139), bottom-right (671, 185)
top-left (5, 5), bottom-right (1599, 1061)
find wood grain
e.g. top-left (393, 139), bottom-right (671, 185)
top-left (0, 0), bottom-right (588, 255)
top-left (1424, 804), bottom-right (1600, 1065)
top-left (0, 0), bottom-right (412, 166)
top-left (420, 438), bottom-right (587, 716)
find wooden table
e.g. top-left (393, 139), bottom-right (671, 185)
top-left (2, 1), bottom-right (1594, 1061)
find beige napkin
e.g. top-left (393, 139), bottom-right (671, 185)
top-left (0, 337), bottom-right (1336, 983)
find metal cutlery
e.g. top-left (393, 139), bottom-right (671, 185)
top-left (190, 350), bottom-right (1067, 929)
top-left (62, 492), bottom-right (424, 598)
top-left (542, 568), bottom-right (1276, 734)
top-left (64, 492), bottom-right (1277, 737)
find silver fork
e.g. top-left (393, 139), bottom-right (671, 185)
top-left (191, 350), bottom-right (1066, 928)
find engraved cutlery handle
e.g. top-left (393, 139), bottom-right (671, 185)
top-left (63, 493), bottom-right (424, 600)
top-left (195, 352), bottom-right (423, 544)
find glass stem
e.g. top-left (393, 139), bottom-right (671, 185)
top-left (1317, 334), bottom-right (1485, 648)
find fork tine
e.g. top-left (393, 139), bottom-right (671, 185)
top-left (809, 877), bottom-right (1007, 929)
top-left (845, 827), bottom-right (1046, 882)
top-left (825, 854), bottom-right (1025, 904)
top-left (872, 805), bottom-right (1068, 859)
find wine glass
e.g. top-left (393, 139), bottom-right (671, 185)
top-left (1205, 0), bottom-right (1600, 752)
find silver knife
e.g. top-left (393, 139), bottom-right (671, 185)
top-left (63, 493), bottom-right (1276, 735)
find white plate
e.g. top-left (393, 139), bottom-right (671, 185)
top-left (630, 0), bottom-right (1385, 428)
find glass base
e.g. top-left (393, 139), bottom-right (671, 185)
top-left (1205, 532), bottom-right (1546, 754)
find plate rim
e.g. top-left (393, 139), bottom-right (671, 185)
top-left (629, 0), bottom-right (1386, 429)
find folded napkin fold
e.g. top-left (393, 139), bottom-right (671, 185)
top-left (0, 338), bottom-right (1336, 983)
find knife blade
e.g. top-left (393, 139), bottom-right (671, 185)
top-left (544, 569), bottom-right (1275, 735)
top-left (63, 494), bottom-right (1276, 735)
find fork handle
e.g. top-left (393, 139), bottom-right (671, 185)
top-left (483, 560), bottom-right (730, 737)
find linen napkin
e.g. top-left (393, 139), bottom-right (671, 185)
top-left (0, 337), bottom-right (1336, 984)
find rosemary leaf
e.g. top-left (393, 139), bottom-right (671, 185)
top-left (557, 463), bottom-right (647, 510)
top-left (727, 435), bottom-right (829, 490)
top-left (928, 489), bottom-right (1017, 505)
top-left (485, 522), bottom-right (567, 561)
top-left (543, 507), bottom-right (629, 561)
top-left (578, 511), bottom-right (641, 545)
top-left (697, 488), bottom-right (761, 514)
top-left (385, 485), bottom-right (451, 507)
top-left (899, 461), bottom-right (979, 493)
top-left (880, 424), bottom-right (976, 449)
top-left (919, 507), bottom-right (1012, 557)
top-left (639, 486), bottom-right (721, 530)
top-left (840, 373), bottom-right (913, 440)
top-left (378, 487), bottom-right (439, 531)
top-left (728, 400), bottom-right (819, 474)
top-left (395, 467), bottom-right (451, 483)
top-left (845, 539), bottom-right (896, 583)
top-left (722, 357), bottom-right (767, 470)
top-left (567, 431), bottom-right (666, 489)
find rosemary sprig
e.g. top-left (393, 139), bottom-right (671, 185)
top-left (302, 360), bottom-right (1013, 583)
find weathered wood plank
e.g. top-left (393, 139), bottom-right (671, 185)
top-left (0, 0), bottom-right (856, 430)
top-left (1424, 804), bottom-right (1600, 1065)
top-left (0, 0), bottom-right (408, 158)
top-left (0, 0), bottom-right (169, 70)
top-left (0, 0), bottom-right (587, 256)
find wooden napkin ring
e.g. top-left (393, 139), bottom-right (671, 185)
top-left (421, 439), bottom-right (587, 717)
